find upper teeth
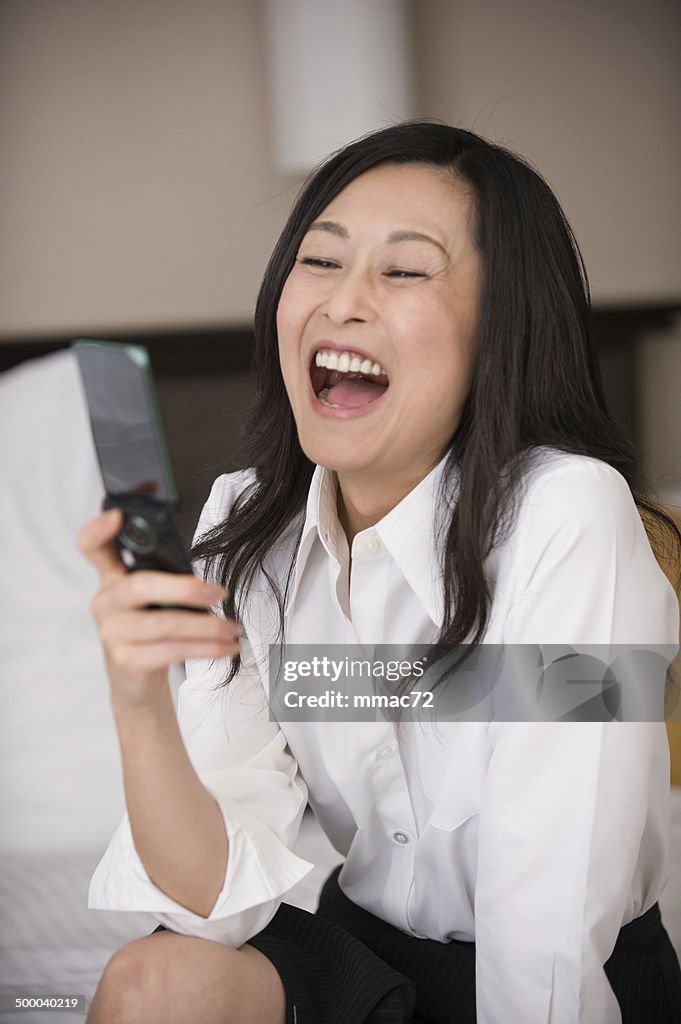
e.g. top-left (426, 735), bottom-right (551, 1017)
top-left (315, 349), bottom-right (386, 377)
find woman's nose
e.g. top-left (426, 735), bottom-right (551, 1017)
top-left (321, 269), bottom-right (374, 325)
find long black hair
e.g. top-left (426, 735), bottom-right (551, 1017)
top-left (192, 121), bottom-right (680, 700)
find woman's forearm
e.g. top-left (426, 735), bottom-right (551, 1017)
top-left (112, 684), bottom-right (229, 918)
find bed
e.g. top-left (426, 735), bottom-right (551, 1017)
top-left (1, 350), bottom-right (678, 1022)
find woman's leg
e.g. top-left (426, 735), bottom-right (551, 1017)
top-left (86, 931), bottom-right (286, 1024)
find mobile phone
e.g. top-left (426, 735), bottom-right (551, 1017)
top-left (73, 339), bottom-right (201, 606)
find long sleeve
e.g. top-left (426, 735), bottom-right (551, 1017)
top-left (88, 472), bottom-right (314, 946)
top-left (475, 456), bottom-right (679, 1023)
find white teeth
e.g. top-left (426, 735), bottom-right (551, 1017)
top-left (314, 348), bottom-right (387, 378)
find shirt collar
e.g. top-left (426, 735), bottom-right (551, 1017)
top-left (286, 456), bottom-right (458, 627)
top-left (373, 456), bottom-right (455, 626)
top-left (283, 465), bottom-right (338, 615)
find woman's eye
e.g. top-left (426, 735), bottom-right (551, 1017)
top-left (297, 257), bottom-right (339, 269)
top-left (385, 269), bottom-right (427, 279)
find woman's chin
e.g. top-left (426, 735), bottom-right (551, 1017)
top-left (307, 450), bottom-right (377, 477)
top-left (297, 434), bottom-right (377, 475)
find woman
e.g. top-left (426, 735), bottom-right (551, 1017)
top-left (79, 122), bottom-right (681, 1023)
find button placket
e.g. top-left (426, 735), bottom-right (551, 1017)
top-left (405, 875), bottom-right (426, 938)
top-left (371, 734), bottom-right (417, 853)
top-left (348, 537), bottom-right (389, 645)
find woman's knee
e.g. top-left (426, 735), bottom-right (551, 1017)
top-left (86, 932), bottom-right (284, 1024)
top-left (87, 935), bottom-right (175, 1024)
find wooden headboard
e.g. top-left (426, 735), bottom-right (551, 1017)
top-left (669, 725), bottom-right (681, 787)
top-left (657, 511), bottom-right (681, 786)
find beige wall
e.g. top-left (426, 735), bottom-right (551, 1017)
top-left (1, 0), bottom-right (680, 339)
top-left (412, 0), bottom-right (681, 305)
top-left (638, 318), bottom-right (681, 502)
top-left (0, 0), bottom-right (301, 337)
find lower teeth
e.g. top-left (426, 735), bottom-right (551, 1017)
top-left (318, 389), bottom-right (342, 408)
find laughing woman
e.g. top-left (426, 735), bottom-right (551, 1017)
top-left (79, 123), bottom-right (681, 1023)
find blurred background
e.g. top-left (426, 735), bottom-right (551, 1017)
top-left (1, 0), bottom-right (680, 539)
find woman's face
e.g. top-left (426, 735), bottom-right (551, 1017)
top-left (277, 162), bottom-right (482, 491)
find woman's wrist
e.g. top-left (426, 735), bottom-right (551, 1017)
top-left (110, 674), bottom-right (176, 728)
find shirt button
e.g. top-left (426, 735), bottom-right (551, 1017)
top-left (358, 535), bottom-right (380, 555)
top-left (393, 831), bottom-right (411, 845)
top-left (376, 744), bottom-right (394, 760)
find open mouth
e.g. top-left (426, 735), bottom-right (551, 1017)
top-left (310, 348), bottom-right (390, 409)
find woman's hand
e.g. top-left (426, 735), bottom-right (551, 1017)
top-left (77, 507), bottom-right (241, 709)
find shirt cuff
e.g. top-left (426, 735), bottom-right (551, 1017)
top-left (88, 796), bottom-right (314, 947)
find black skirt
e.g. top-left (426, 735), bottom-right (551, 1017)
top-left (155, 866), bottom-right (681, 1023)
top-left (248, 867), bottom-right (681, 1024)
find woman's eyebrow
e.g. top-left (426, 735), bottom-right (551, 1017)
top-left (307, 220), bottom-right (348, 238)
top-left (386, 230), bottom-right (448, 256)
top-left (306, 221), bottom-right (447, 256)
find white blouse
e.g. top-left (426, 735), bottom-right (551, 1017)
top-left (89, 448), bottom-right (679, 1024)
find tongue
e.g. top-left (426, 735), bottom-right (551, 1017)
top-left (326, 377), bottom-right (388, 408)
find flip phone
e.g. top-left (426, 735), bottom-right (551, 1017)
top-left (73, 339), bottom-right (201, 606)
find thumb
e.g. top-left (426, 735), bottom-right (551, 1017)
top-left (76, 507), bottom-right (126, 581)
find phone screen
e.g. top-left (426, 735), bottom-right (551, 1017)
top-left (73, 339), bottom-right (176, 503)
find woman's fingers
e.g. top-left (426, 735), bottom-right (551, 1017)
top-left (106, 638), bottom-right (241, 676)
top-left (100, 604), bottom-right (241, 685)
top-left (99, 608), bottom-right (242, 647)
top-left (77, 509), bottom-right (240, 704)
top-left (77, 508), bottom-right (126, 582)
top-left (93, 570), bottom-right (227, 616)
